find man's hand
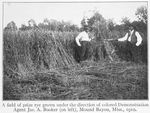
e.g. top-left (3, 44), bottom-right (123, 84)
top-left (78, 44), bottom-right (81, 47)
top-left (135, 43), bottom-right (140, 46)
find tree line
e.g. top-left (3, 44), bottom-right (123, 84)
top-left (4, 6), bottom-right (147, 38)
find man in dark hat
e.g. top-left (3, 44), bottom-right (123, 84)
top-left (117, 24), bottom-right (142, 46)
top-left (117, 24), bottom-right (143, 62)
top-left (75, 25), bottom-right (94, 62)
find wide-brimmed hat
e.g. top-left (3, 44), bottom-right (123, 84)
top-left (128, 24), bottom-right (137, 31)
top-left (83, 25), bottom-right (90, 31)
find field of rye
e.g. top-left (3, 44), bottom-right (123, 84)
top-left (3, 29), bottom-right (148, 100)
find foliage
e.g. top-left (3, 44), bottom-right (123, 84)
top-left (38, 19), bottom-right (79, 32)
top-left (18, 19), bottom-right (79, 32)
top-left (135, 6), bottom-right (147, 24)
top-left (19, 24), bottom-right (32, 31)
top-left (4, 21), bottom-right (18, 31)
top-left (89, 11), bottom-right (109, 40)
top-left (121, 17), bottom-right (131, 25)
top-left (107, 19), bottom-right (116, 31)
top-left (81, 10), bottom-right (109, 41)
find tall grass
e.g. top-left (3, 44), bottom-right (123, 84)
top-left (3, 28), bottom-right (148, 100)
top-left (3, 29), bottom-right (78, 100)
top-left (3, 29), bottom-right (77, 71)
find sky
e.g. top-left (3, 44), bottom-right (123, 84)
top-left (3, 1), bottom-right (147, 28)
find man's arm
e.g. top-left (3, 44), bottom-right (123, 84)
top-left (135, 31), bottom-right (142, 46)
top-left (104, 39), bottom-right (117, 41)
top-left (118, 33), bottom-right (128, 41)
top-left (75, 33), bottom-right (82, 46)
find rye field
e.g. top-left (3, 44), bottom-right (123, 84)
top-left (3, 29), bottom-right (148, 100)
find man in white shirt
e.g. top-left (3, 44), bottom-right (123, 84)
top-left (75, 25), bottom-right (94, 62)
top-left (117, 24), bottom-right (143, 62)
top-left (117, 25), bottom-right (142, 46)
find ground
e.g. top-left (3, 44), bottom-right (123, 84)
top-left (3, 60), bottom-right (148, 100)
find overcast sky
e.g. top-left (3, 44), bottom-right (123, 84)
top-left (3, 2), bottom-right (147, 28)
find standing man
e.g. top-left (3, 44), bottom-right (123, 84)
top-left (117, 24), bottom-right (143, 62)
top-left (117, 25), bottom-right (142, 46)
top-left (75, 25), bottom-right (94, 62)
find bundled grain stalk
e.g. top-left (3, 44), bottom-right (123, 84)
top-left (3, 29), bottom-right (76, 71)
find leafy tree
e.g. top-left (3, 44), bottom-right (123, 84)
top-left (43, 18), bottom-right (50, 25)
top-left (28, 19), bottom-right (37, 27)
top-left (81, 18), bottom-right (89, 28)
top-left (38, 19), bottom-right (79, 32)
top-left (121, 17), bottom-right (130, 25)
top-left (120, 17), bottom-right (131, 31)
top-left (135, 6), bottom-right (147, 24)
top-left (4, 21), bottom-right (18, 31)
top-left (85, 10), bottom-right (109, 40)
top-left (19, 24), bottom-right (32, 31)
top-left (107, 19), bottom-right (116, 31)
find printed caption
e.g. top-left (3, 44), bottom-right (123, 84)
top-left (2, 102), bottom-right (149, 113)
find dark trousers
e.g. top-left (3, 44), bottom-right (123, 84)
top-left (125, 41), bottom-right (140, 62)
top-left (115, 41), bottom-right (134, 61)
top-left (74, 41), bottom-right (90, 62)
top-left (80, 41), bottom-right (90, 61)
top-left (126, 41), bottom-right (134, 61)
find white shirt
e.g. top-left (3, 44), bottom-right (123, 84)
top-left (75, 31), bottom-right (92, 46)
top-left (118, 30), bottom-right (142, 46)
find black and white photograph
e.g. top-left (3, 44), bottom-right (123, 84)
top-left (2, 0), bottom-right (148, 100)
top-left (1, 1), bottom-right (149, 112)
